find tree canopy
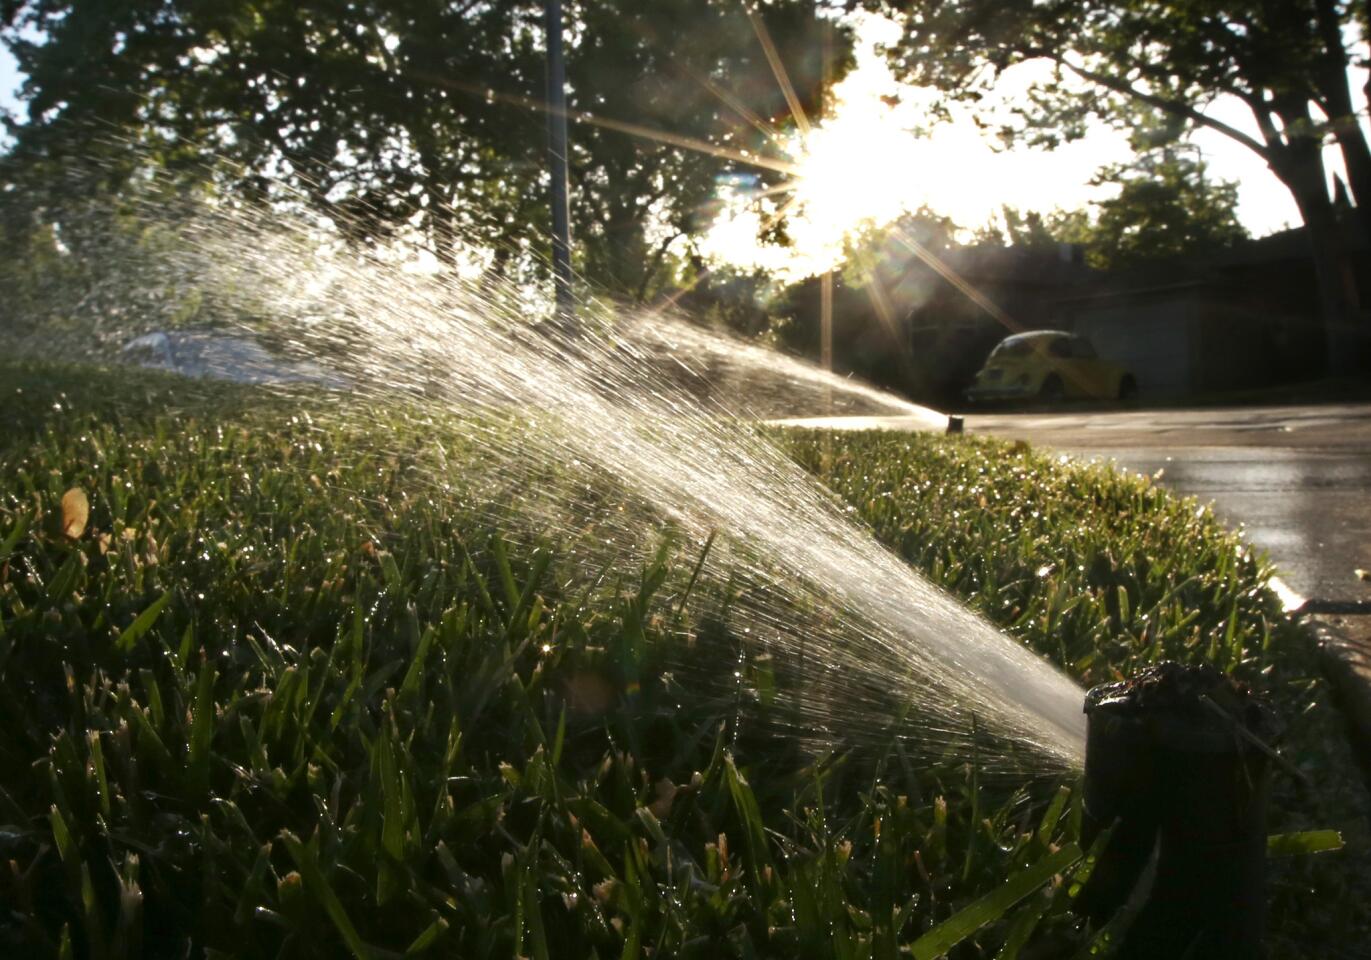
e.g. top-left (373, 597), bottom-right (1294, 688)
top-left (1085, 149), bottom-right (1247, 270)
top-left (977, 150), bottom-right (1248, 271)
top-left (1, 0), bottom-right (849, 298)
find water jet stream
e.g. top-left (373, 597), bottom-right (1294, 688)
top-left (9, 186), bottom-right (1088, 771)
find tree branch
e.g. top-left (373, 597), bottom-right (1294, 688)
top-left (1050, 53), bottom-right (1274, 162)
top-left (635, 229), bottom-right (683, 304)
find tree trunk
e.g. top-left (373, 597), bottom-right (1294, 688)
top-left (1311, 0), bottom-right (1371, 247)
top-left (1310, 71), bottom-right (1371, 268)
top-left (635, 230), bottom-right (682, 304)
top-left (1328, 108), bottom-right (1371, 250)
top-left (1276, 145), bottom-right (1365, 374)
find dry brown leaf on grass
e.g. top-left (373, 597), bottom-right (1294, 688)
top-left (60, 488), bottom-right (89, 540)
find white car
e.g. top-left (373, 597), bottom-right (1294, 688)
top-left (120, 330), bottom-right (347, 388)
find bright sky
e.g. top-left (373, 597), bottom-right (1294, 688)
top-left (698, 14), bottom-right (1317, 279)
top-left (0, 44), bottom-right (21, 131)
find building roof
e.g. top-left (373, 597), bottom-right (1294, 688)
top-left (939, 243), bottom-right (1096, 286)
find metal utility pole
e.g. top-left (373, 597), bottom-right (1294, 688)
top-left (820, 19), bottom-right (833, 415)
top-left (545, 0), bottom-right (575, 322)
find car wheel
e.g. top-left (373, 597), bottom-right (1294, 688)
top-left (1039, 374), bottom-right (1065, 402)
top-left (1117, 375), bottom-right (1137, 401)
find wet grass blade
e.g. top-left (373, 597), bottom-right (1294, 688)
top-left (0, 509), bottom-right (32, 560)
top-left (994, 894), bottom-right (1049, 960)
top-left (911, 844), bottom-right (1082, 960)
top-left (1037, 785), bottom-right (1070, 847)
top-left (404, 916), bottom-right (448, 955)
top-left (187, 657), bottom-right (217, 796)
top-left (281, 830), bottom-right (373, 960)
top-left (116, 589), bottom-right (172, 653)
top-left (674, 529), bottom-right (717, 618)
top-left (1267, 830), bottom-right (1344, 857)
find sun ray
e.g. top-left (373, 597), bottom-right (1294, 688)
top-left (745, 3), bottom-right (812, 136)
top-left (429, 72), bottom-right (801, 176)
top-left (854, 253), bottom-right (902, 346)
top-left (887, 225), bottom-right (1021, 334)
top-left (668, 57), bottom-right (789, 150)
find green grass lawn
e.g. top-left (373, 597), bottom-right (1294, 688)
top-left (1, 362), bottom-right (1366, 958)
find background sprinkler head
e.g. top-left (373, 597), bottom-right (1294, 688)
top-left (1078, 661), bottom-right (1276, 959)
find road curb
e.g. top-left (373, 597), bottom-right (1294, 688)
top-left (1307, 616), bottom-right (1371, 791)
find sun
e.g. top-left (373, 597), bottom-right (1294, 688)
top-left (696, 16), bottom-right (939, 280)
top-left (694, 14), bottom-right (1144, 281)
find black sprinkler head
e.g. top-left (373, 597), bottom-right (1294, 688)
top-left (1079, 661), bottom-right (1276, 959)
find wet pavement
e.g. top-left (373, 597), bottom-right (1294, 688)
top-left (776, 403), bottom-right (1371, 606)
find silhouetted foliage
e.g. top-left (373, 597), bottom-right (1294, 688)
top-left (975, 149), bottom-right (1247, 271)
top-left (1085, 150), bottom-right (1247, 269)
top-left (1, 1), bottom-right (851, 297)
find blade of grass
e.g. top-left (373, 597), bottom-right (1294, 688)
top-left (116, 589), bottom-right (172, 653)
top-left (187, 657), bottom-right (217, 796)
top-left (1267, 830), bottom-right (1344, 857)
top-left (994, 894), bottom-right (1049, 960)
top-left (673, 529), bottom-right (717, 619)
top-left (0, 509), bottom-right (32, 560)
top-left (1037, 785), bottom-right (1070, 847)
top-left (280, 830), bottom-right (373, 960)
top-left (911, 844), bottom-right (1082, 960)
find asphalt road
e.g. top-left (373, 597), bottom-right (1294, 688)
top-left (778, 403), bottom-right (1371, 606)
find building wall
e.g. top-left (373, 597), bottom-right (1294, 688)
top-left (1067, 293), bottom-right (1302, 396)
top-left (1071, 302), bottom-right (1197, 397)
top-left (1192, 304), bottom-right (1279, 392)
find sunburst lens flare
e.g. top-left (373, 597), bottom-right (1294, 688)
top-left (698, 103), bottom-right (929, 280)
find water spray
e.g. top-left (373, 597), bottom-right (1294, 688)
top-left (3, 165), bottom-right (1091, 776)
top-left (544, 0), bottom-right (575, 322)
top-left (1079, 661), bottom-right (1275, 958)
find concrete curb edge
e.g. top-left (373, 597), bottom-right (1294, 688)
top-left (1307, 617), bottom-right (1371, 792)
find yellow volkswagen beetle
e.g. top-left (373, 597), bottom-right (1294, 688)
top-left (965, 330), bottom-right (1136, 403)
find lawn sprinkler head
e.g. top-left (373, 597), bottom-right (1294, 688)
top-left (1079, 661), bottom-right (1276, 959)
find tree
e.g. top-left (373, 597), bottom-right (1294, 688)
top-left (974, 206), bottom-right (1091, 250)
top-left (861, 0), bottom-right (1370, 368)
top-left (3, 0), bottom-right (546, 265)
top-left (1084, 149), bottom-right (1247, 269)
top-left (563, 1), bottom-right (848, 297)
top-left (1, 0), bottom-right (849, 301)
top-left (975, 151), bottom-right (1248, 270)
